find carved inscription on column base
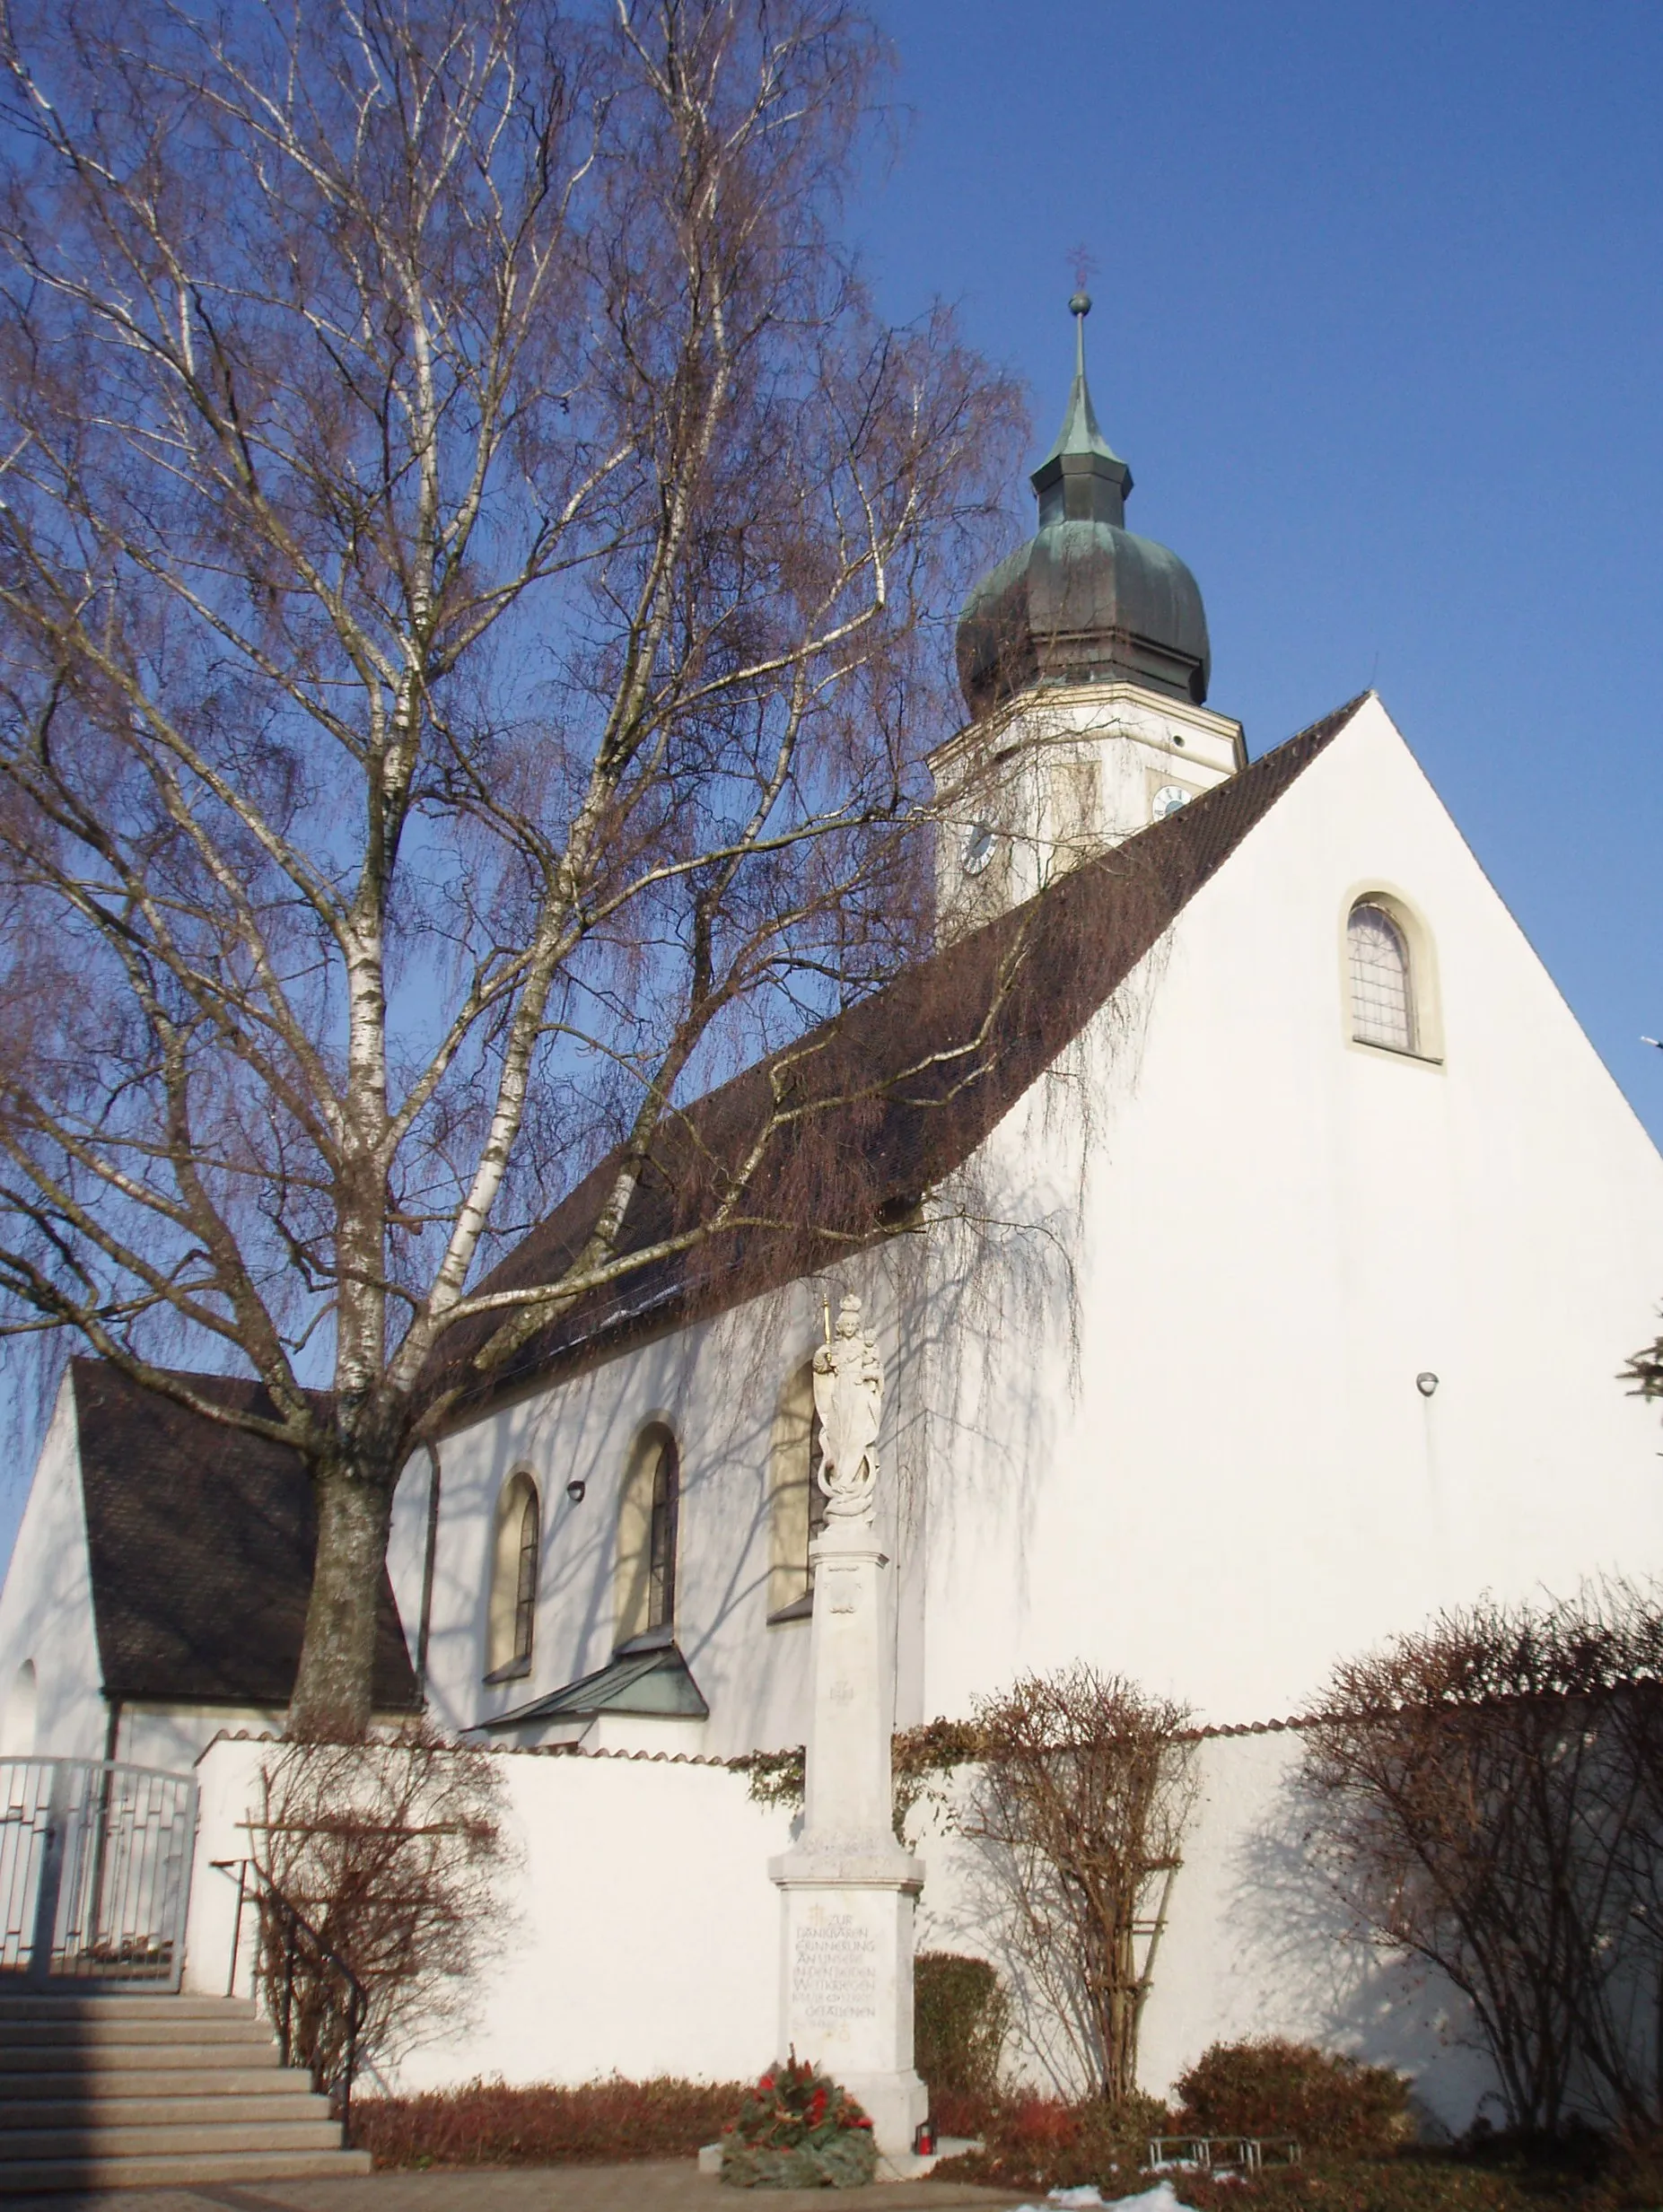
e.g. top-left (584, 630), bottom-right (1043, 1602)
top-left (791, 1906), bottom-right (880, 2033)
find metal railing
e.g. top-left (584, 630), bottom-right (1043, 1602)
top-left (1149, 2137), bottom-right (1303, 2175)
top-left (0, 1757), bottom-right (197, 1989)
top-left (216, 1857), bottom-right (369, 2131)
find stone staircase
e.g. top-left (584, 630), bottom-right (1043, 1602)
top-left (0, 1989), bottom-right (371, 2191)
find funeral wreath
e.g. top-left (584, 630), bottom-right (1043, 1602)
top-left (720, 2057), bottom-right (879, 2189)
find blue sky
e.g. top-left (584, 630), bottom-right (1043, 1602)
top-left (858, 0), bottom-right (1663, 1141)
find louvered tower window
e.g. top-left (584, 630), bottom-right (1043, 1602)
top-left (1348, 901), bottom-right (1415, 1053)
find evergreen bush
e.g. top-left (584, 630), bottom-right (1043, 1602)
top-left (914, 1951), bottom-right (1009, 2111)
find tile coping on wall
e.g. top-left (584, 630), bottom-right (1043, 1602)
top-left (202, 1710), bottom-right (1332, 1767)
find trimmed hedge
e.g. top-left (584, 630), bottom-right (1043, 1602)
top-left (914, 1951), bottom-right (1009, 2111)
top-left (933, 2092), bottom-right (1171, 2194)
top-left (352, 2077), bottom-right (747, 2168)
top-left (1177, 2039), bottom-right (1414, 2156)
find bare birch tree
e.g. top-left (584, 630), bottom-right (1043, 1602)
top-left (0, 0), bottom-right (1023, 1732)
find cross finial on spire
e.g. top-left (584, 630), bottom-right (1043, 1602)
top-left (1030, 262), bottom-right (1132, 526)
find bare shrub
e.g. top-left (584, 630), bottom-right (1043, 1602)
top-left (963, 1666), bottom-right (1196, 2103)
top-left (251, 1727), bottom-right (508, 2090)
top-left (1300, 1587), bottom-right (1663, 2138)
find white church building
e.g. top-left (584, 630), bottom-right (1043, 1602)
top-left (387, 302), bottom-right (1663, 1765)
top-left (3, 300), bottom-right (1661, 2121)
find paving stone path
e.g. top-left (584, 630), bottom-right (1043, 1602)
top-left (0, 2157), bottom-right (1031, 2212)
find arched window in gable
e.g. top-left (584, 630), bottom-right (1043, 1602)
top-left (617, 1425), bottom-right (679, 1648)
top-left (485, 1473), bottom-right (539, 1681)
top-left (1348, 899), bottom-right (1416, 1054)
top-left (768, 1360), bottom-right (827, 1621)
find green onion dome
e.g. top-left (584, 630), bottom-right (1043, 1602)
top-left (956, 295), bottom-right (1211, 717)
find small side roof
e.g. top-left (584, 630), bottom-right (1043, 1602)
top-left (484, 1641), bottom-right (710, 1731)
top-left (72, 1360), bottom-right (419, 1713)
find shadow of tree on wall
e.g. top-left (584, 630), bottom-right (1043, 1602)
top-left (1226, 1749), bottom-right (1501, 2138)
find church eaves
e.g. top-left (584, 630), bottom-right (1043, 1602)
top-left (422, 694), bottom-right (1373, 1427)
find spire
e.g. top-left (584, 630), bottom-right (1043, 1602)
top-left (1029, 291), bottom-right (1133, 529)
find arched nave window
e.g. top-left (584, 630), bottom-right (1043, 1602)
top-left (768, 1360), bottom-right (827, 1621)
top-left (1347, 899), bottom-right (1416, 1054)
top-left (485, 1473), bottom-right (539, 1680)
top-left (617, 1425), bottom-right (679, 1648)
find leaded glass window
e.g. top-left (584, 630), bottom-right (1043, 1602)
top-left (646, 1433), bottom-right (679, 1633)
top-left (512, 1485), bottom-right (539, 1665)
top-left (486, 1471), bottom-right (539, 1677)
top-left (1349, 902), bottom-right (1415, 1053)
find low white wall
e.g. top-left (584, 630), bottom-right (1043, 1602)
top-left (183, 1726), bottom-right (1503, 2127)
top-left (185, 1736), bottom-right (796, 2090)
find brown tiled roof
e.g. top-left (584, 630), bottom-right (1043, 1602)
top-left (72, 1360), bottom-right (419, 1711)
top-left (426, 695), bottom-right (1369, 1424)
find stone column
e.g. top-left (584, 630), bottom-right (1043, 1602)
top-left (769, 1296), bottom-right (927, 2158)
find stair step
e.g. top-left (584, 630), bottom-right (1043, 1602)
top-left (0, 1993), bottom-right (256, 2021)
top-left (0, 2062), bottom-right (304, 2098)
top-left (0, 2015), bottom-right (276, 2049)
top-left (0, 2037), bottom-right (280, 2072)
top-left (1, 2119), bottom-right (348, 2156)
top-left (0, 1990), bottom-right (356, 2187)
top-left (0, 2092), bottom-right (337, 2129)
top-left (0, 2146), bottom-right (372, 2191)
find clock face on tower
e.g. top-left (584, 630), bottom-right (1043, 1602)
top-left (959, 823), bottom-right (997, 876)
top-left (1151, 783), bottom-right (1193, 822)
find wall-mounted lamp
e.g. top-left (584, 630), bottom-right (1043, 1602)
top-left (1415, 1372), bottom-right (1439, 1398)
top-left (565, 1478), bottom-right (587, 1504)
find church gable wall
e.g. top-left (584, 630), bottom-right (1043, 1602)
top-left (919, 696), bottom-right (1663, 1727)
top-left (0, 1376), bottom-right (107, 1761)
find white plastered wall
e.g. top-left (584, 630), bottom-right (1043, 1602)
top-left (0, 1375), bottom-right (107, 1761)
top-left (392, 1253), bottom-right (935, 1761)
top-left (186, 1734), bottom-right (795, 2088)
top-left (181, 1724), bottom-right (1500, 2123)
top-left (118, 1703), bottom-right (288, 1773)
top-left (910, 1729), bottom-right (1501, 2132)
top-left (395, 694), bottom-right (1663, 1752)
top-left (918, 695), bottom-right (1663, 1726)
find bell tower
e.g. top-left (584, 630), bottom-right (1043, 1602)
top-left (933, 293), bottom-right (1245, 939)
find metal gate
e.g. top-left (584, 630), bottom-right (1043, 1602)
top-left (0, 1758), bottom-right (197, 1989)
